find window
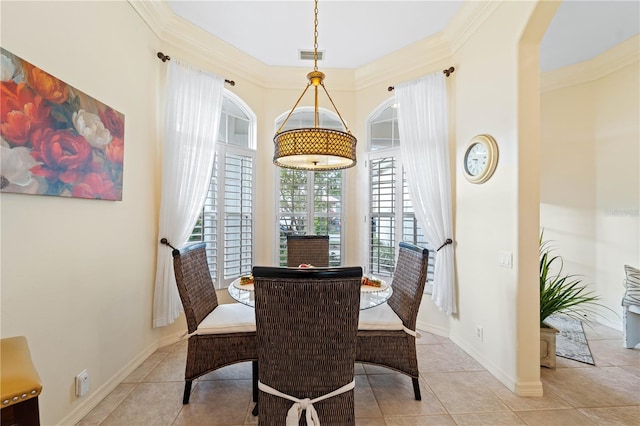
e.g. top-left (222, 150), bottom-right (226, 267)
top-left (368, 101), bottom-right (435, 291)
top-left (190, 93), bottom-right (256, 289)
top-left (276, 107), bottom-right (344, 267)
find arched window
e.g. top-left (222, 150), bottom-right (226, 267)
top-left (367, 100), bottom-right (435, 291)
top-left (275, 107), bottom-right (345, 267)
top-left (190, 92), bottom-right (256, 288)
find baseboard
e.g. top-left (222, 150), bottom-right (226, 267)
top-left (515, 380), bottom-right (544, 397)
top-left (158, 329), bottom-right (189, 348)
top-left (449, 335), bottom-right (543, 397)
top-left (56, 340), bottom-right (160, 426)
top-left (416, 319), bottom-right (449, 338)
top-left (596, 315), bottom-right (623, 331)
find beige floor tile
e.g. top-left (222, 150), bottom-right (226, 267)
top-left (451, 411), bottom-right (526, 425)
top-left (362, 363), bottom-right (397, 375)
top-left (156, 338), bottom-right (188, 353)
top-left (173, 379), bottom-right (252, 425)
top-left (416, 331), bottom-right (448, 345)
top-left (100, 382), bottom-right (185, 426)
top-left (122, 352), bottom-right (169, 383)
top-left (540, 367), bottom-right (638, 408)
top-left (354, 374), bottom-right (383, 418)
top-left (416, 343), bottom-right (484, 373)
top-left (583, 323), bottom-right (623, 341)
top-left (356, 417), bottom-right (387, 425)
top-left (142, 350), bottom-right (187, 382)
top-left (75, 321), bottom-right (640, 426)
top-left (244, 402), bottom-right (259, 424)
top-left (199, 361), bottom-right (253, 381)
top-left (442, 342), bottom-right (486, 371)
top-left (515, 408), bottom-right (597, 425)
top-left (578, 406), bottom-right (640, 426)
top-left (588, 340), bottom-right (640, 366)
top-left (368, 374), bottom-right (446, 416)
top-left (619, 364), bottom-right (640, 377)
top-left (385, 414), bottom-right (457, 425)
top-left (75, 383), bottom-right (136, 426)
top-left (423, 371), bottom-right (510, 415)
top-left (572, 366), bottom-right (640, 405)
top-left (553, 354), bottom-right (602, 368)
top-left (473, 371), bottom-right (571, 411)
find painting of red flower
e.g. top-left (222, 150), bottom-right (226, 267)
top-left (0, 47), bottom-right (125, 200)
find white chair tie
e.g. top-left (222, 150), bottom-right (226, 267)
top-left (258, 379), bottom-right (355, 426)
top-left (403, 326), bottom-right (418, 337)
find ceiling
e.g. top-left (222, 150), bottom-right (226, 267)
top-left (167, 1), bottom-right (639, 72)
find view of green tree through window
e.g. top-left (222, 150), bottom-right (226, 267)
top-left (276, 108), bottom-right (344, 266)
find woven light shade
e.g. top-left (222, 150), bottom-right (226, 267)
top-left (273, 127), bottom-right (356, 170)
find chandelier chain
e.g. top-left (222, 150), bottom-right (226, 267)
top-left (313, 0), bottom-right (319, 71)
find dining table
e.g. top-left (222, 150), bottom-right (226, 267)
top-left (227, 273), bottom-right (392, 310)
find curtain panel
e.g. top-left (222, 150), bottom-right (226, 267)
top-left (153, 59), bottom-right (224, 327)
top-left (395, 72), bottom-right (456, 315)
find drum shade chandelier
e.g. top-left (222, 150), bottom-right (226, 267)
top-left (273, 0), bottom-right (357, 171)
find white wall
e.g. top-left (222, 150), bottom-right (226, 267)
top-left (0, 1), bottom-right (161, 424)
top-left (448, 1), bottom-right (557, 396)
top-left (541, 36), bottom-right (640, 328)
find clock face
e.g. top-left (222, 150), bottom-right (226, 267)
top-left (464, 142), bottom-right (488, 176)
top-left (463, 134), bottom-right (498, 184)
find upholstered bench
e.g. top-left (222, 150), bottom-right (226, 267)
top-left (1, 336), bottom-right (42, 426)
top-left (622, 265), bottom-right (640, 349)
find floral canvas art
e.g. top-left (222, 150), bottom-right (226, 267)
top-left (1, 47), bottom-right (124, 200)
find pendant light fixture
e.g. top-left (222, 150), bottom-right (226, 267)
top-left (273, 0), bottom-right (357, 171)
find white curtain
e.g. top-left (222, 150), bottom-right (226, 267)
top-left (395, 72), bottom-right (456, 315)
top-left (152, 59), bottom-right (224, 327)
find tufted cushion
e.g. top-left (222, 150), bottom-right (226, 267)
top-left (196, 303), bottom-right (256, 335)
top-left (358, 303), bottom-right (404, 331)
top-left (622, 265), bottom-right (640, 307)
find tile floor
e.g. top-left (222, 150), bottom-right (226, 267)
top-left (77, 323), bottom-right (639, 425)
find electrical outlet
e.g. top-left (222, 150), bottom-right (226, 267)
top-left (476, 326), bottom-right (483, 341)
top-left (75, 370), bottom-right (89, 397)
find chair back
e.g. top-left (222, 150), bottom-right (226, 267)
top-left (172, 242), bottom-right (218, 334)
top-left (286, 235), bottom-right (330, 267)
top-left (388, 242), bottom-right (430, 331)
top-left (252, 266), bottom-right (362, 425)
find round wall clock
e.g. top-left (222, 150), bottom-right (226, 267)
top-left (463, 134), bottom-right (499, 184)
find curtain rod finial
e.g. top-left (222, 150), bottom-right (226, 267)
top-left (157, 52), bottom-right (170, 62)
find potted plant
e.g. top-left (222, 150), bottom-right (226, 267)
top-left (539, 230), bottom-right (604, 368)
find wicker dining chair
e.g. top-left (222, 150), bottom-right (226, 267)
top-left (286, 235), bottom-right (330, 267)
top-left (252, 266), bottom-right (362, 425)
top-left (172, 242), bottom-right (257, 404)
top-left (357, 241), bottom-right (430, 400)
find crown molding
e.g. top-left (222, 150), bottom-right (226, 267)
top-left (129, 0), bottom-right (500, 91)
top-left (443, 0), bottom-right (502, 55)
top-left (354, 33), bottom-right (453, 91)
top-left (127, 0), bottom-right (172, 39)
top-left (541, 34), bottom-right (639, 92)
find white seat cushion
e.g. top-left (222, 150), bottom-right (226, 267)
top-left (628, 304), bottom-right (640, 315)
top-left (358, 303), bottom-right (403, 331)
top-left (196, 303), bottom-right (256, 335)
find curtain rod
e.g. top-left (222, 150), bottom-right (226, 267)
top-left (387, 66), bottom-right (454, 92)
top-left (157, 52), bottom-right (236, 86)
